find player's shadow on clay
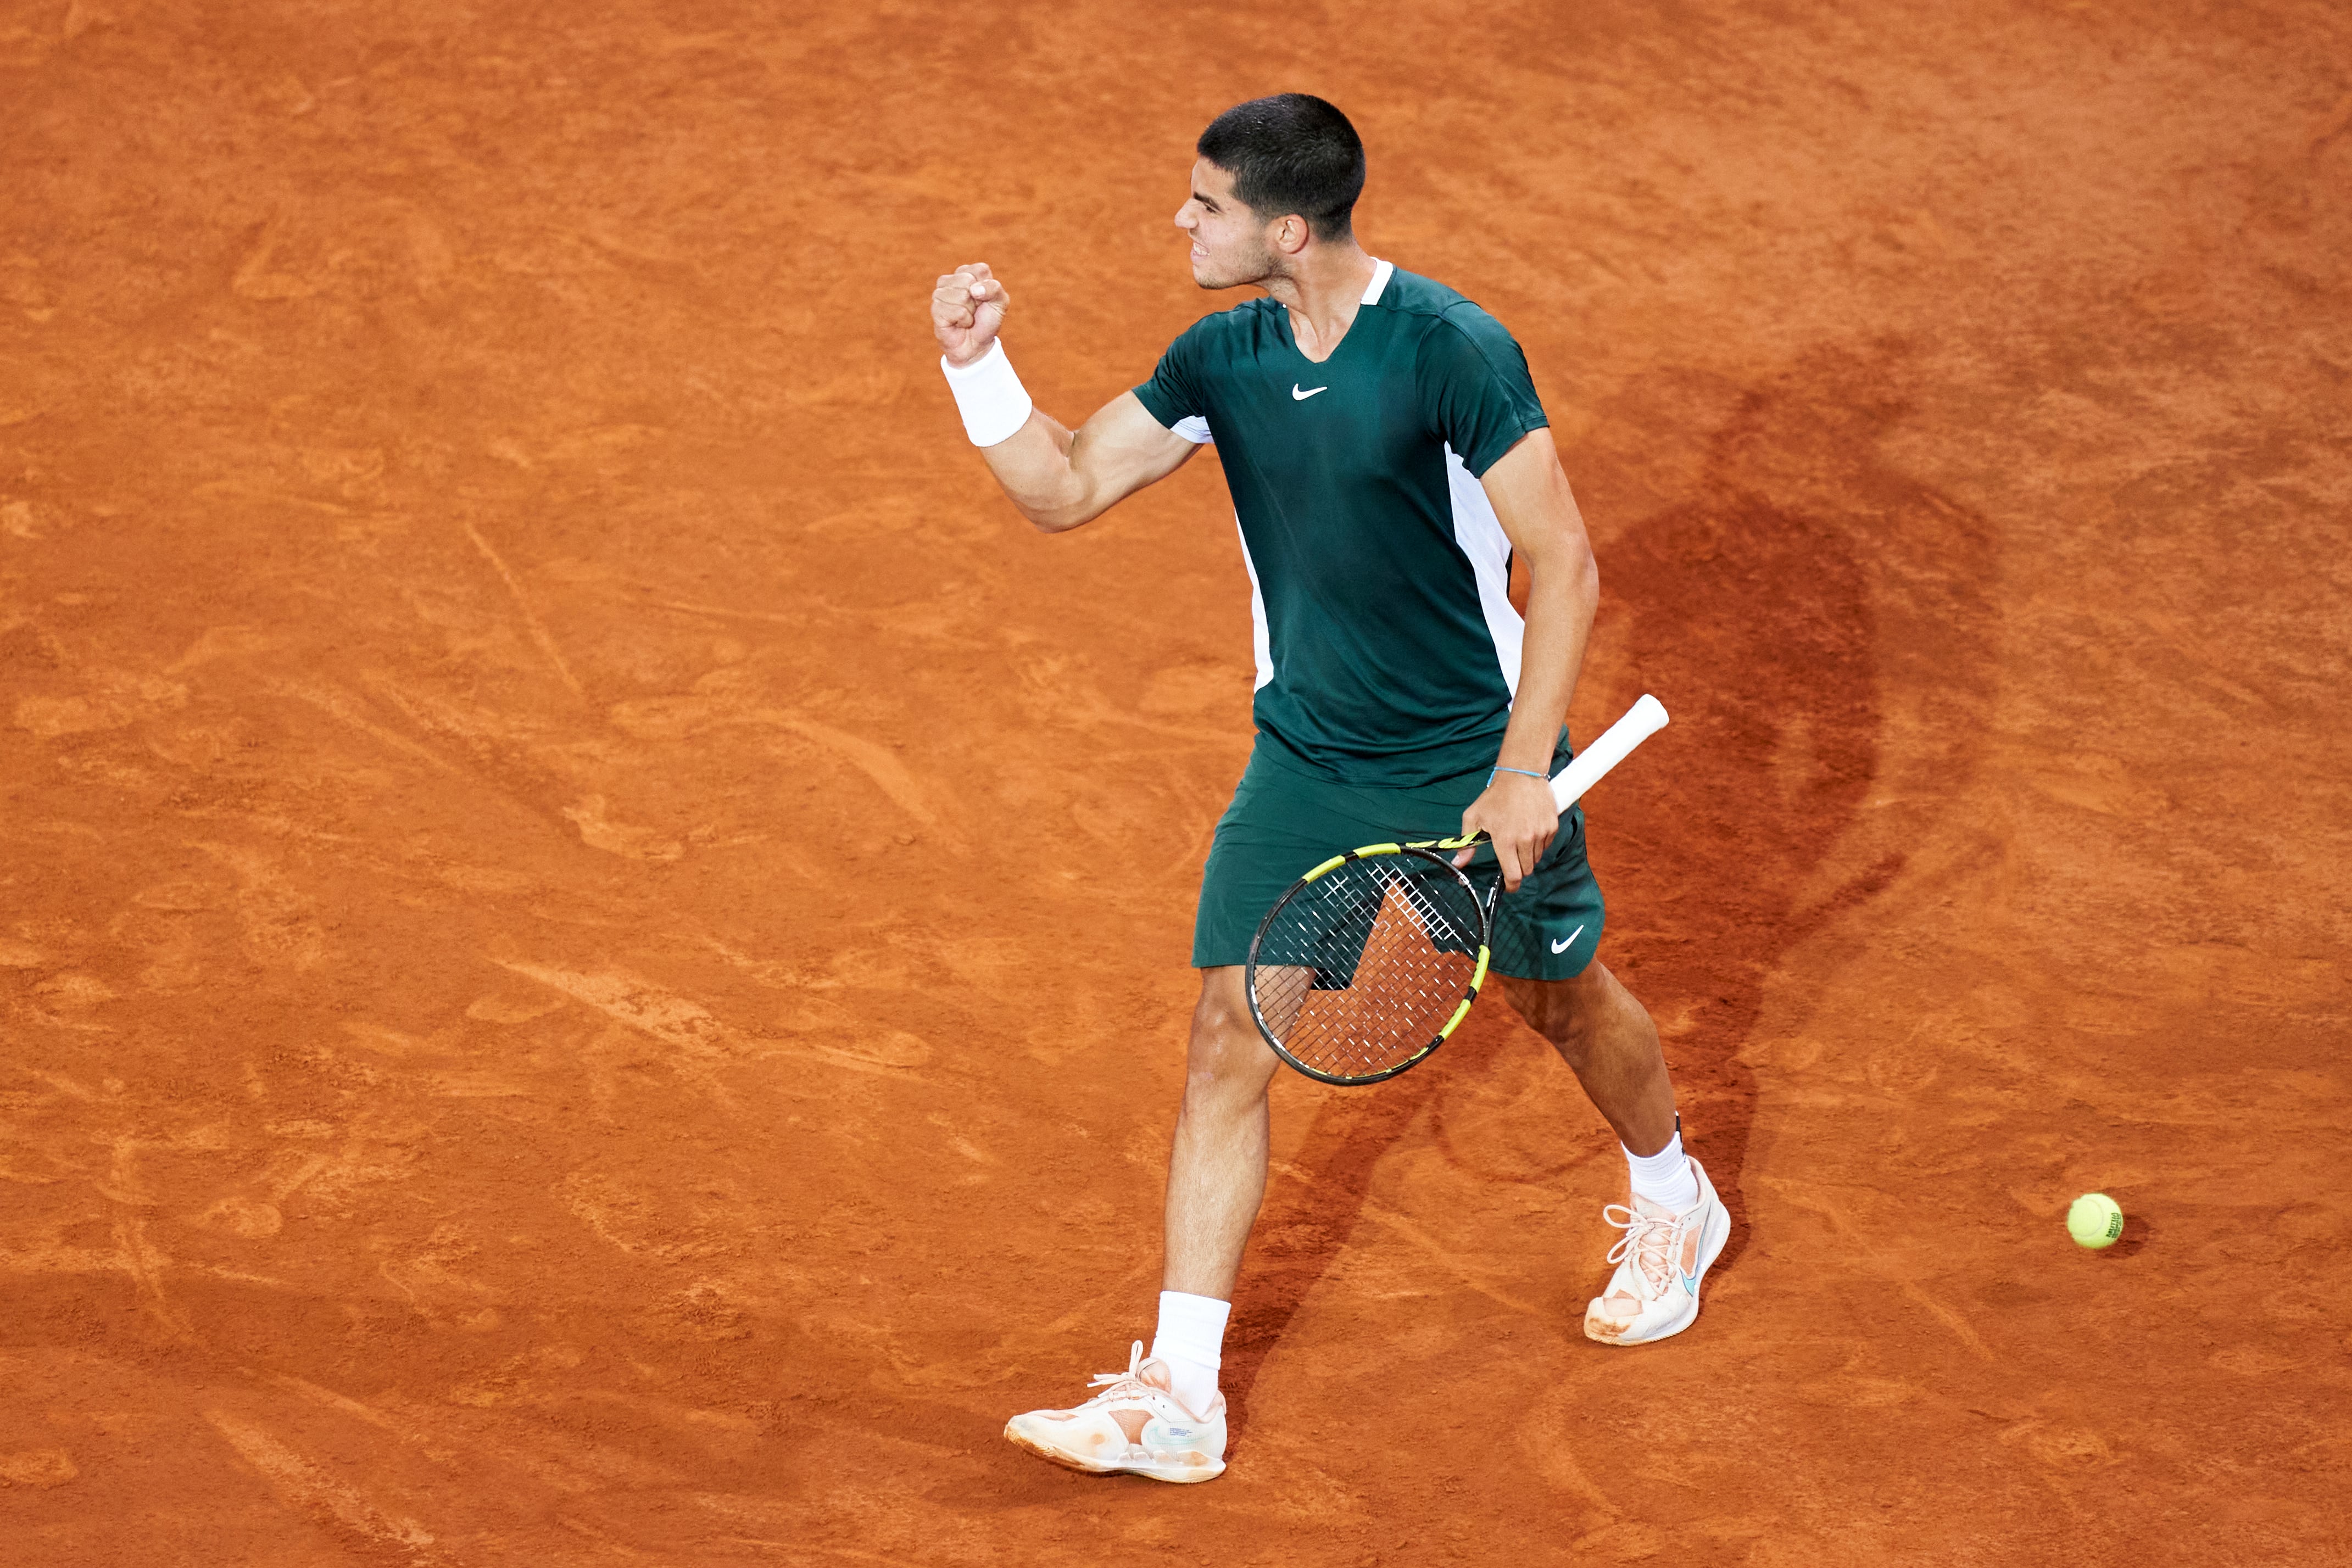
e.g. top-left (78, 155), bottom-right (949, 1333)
top-left (1221, 348), bottom-right (2002, 1439)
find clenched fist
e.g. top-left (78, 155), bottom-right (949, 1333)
top-left (932, 263), bottom-right (1009, 366)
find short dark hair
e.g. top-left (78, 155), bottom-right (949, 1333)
top-left (1197, 94), bottom-right (1366, 242)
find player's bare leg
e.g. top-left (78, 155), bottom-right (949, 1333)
top-left (1498, 961), bottom-right (1674, 1154)
top-left (1000, 968), bottom-right (1258, 1483)
top-left (1501, 961), bottom-right (1731, 1344)
top-left (1163, 964), bottom-right (1281, 1301)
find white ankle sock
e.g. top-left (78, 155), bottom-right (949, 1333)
top-left (1625, 1129), bottom-right (1699, 1212)
top-left (1149, 1290), bottom-right (1229, 1416)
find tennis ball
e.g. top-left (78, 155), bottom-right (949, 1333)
top-left (2066, 1192), bottom-right (2125, 1249)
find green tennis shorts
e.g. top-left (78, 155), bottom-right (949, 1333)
top-left (1193, 730), bottom-right (1605, 981)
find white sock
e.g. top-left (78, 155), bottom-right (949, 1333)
top-left (1625, 1128), bottom-right (1699, 1212)
top-left (1149, 1290), bottom-right (1229, 1416)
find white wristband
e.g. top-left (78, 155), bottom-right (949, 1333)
top-left (940, 338), bottom-right (1034, 447)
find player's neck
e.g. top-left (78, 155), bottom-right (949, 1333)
top-left (1264, 243), bottom-right (1376, 362)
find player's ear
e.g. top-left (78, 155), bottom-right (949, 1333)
top-left (1273, 214), bottom-right (1311, 256)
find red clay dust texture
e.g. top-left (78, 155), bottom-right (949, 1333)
top-left (3, 1), bottom-right (2348, 1564)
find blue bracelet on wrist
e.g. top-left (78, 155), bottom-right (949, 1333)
top-left (1488, 765), bottom-right (1548, 785)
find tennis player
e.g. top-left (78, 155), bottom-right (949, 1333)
top-left (931, 94), bottom-right (1727, 1484)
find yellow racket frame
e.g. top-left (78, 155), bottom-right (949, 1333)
top-left (1249, 836), bottom-right (1495, 1086)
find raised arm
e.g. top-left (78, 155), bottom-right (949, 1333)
top-left (933, 263), bottom-right (1200, 534)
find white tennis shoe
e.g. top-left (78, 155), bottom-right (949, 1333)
top-left (1003, 1341), bottom-right (1227, 1483)
top-left (1583, 1157), bottom-right (1730, 1344)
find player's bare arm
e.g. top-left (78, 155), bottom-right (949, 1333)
top-left (1455, 426), bottom-right (1602, 890)
top-left (930, 261), bottom-right (1198, 532)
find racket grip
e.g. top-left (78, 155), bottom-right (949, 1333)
top-left (1548, 694), bottom-right (1669, 810)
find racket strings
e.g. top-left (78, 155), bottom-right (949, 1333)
top-left (1252, 855), bottom-right (1486, 1079)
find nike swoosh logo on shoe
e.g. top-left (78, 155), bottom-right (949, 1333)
top-left (1292, 384), bottom-right (1328, 400)
top-left (1550, 924), bottom-right (1586, 955)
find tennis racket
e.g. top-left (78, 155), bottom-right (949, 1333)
top-left (1244, 694), bottom-right (1669, 1086)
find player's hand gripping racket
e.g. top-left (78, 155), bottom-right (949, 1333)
top-left (1245, 694), bottom-right (1670, 1086)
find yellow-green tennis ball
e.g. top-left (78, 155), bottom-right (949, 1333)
top-left (2067, 1192), bottom-right (2124, 1249)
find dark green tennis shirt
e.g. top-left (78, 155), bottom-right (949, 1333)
top-left (1132, 261), bottom-right (1550, 787)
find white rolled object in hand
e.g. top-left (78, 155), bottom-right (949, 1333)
top-left (940, 339), bottom-right (1034, 447)
top-left (1548, 694), bottom-right (1669, 811)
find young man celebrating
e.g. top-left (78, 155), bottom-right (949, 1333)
top-left (930, 94), bottom-right (1727, 1485)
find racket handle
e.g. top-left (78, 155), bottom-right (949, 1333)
top-left (1548, 694), bottom-right (1669, 810)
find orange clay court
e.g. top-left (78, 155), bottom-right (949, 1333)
top-left (3, 2), bottom-right (2348, 1563)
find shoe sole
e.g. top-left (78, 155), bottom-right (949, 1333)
top-left (1003, 1421), bottom-right (1225, 1485)
top-left (1584, 1196), bottom-right (1732, 1346)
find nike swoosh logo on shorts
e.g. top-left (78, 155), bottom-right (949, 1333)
top-left (1550, 924), bottom-right (1587, 955)
top-left (1292, 384), bottom-right (1328, 400)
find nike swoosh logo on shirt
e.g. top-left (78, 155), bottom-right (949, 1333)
top-left (1549, 924), bottom-right (1587, 955)
top-left (1291, 384), bottom-right (1328, 400)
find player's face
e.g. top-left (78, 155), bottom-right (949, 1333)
top-left (1175, 158), bottom-right (1278, 290)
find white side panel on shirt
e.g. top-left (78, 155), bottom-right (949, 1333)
top-left (1173, 414), bottom-right (1213, 444)
top-left (1234, 515), bottom-right (1274, 693)
top-left (1443, 443), bottom-right (1526, 698)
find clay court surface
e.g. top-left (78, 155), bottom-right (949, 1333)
top-left (4, 1), bottom-right (2349, 1561)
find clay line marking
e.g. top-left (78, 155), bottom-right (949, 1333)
top-left (203, 1410), bottom-right (449, 1564)
top-left (462, 518), bottom-right (586, 699)
top-left (1039, 1256), bottom-right (1160, 1337)
top-left (113, 1209), bottom-right (196, 1341)
top-left (3, 1060), bottom-right (96, 1100)
top-left (1543, 1444), bottom-right (1621, 1521)
top-left (98, 1133), bottom-right (151, 1206)
top-left (1759, 1175), bottom-right (1998, 1363)
top-left (259, 1374), bottom-right (460, 1464)
top-left (498, 958), bottom-right (920, 1085)
top-left (190, 1265), bottom-right (296, 1290)
top-left (1353, 1201), bottom-right (1547, 1318)
top-left (642, 596), bottom-right (805, 626)
top-left (174, 805), bottom-right (364, 844)
top-left (704, 1541), bottom-right (912, 1565)
top-left (1272, 1159), bottom-right (1545, 1317)
top-left (1895, 1278), bottom-right (1997, 1363)
top-left (774, 717), bottom-right (965, 853)
top-left (272, 679), bottom-right (460, 774)
top-left (228, 214), bottom-right (321, 300)
top-left (7, 992), bottom-right (111, 1035)
top-left (265, 1153), bottom-right (334, 1204)
top-left (190, 480), bottom-right (355, 516)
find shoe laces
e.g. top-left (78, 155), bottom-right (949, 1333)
top-left (1601, 1203), bottom-right (1680, 1296)
top-left (1081, 1341), bottom-right (1160, 1405)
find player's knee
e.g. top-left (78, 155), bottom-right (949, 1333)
top-left (1505, 969), bottom-right (1608, 1065)
top-left (1188, 970), bottom-right (1254, 1040)
top-left (1183, 980), bottom-right (1273, 1102)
